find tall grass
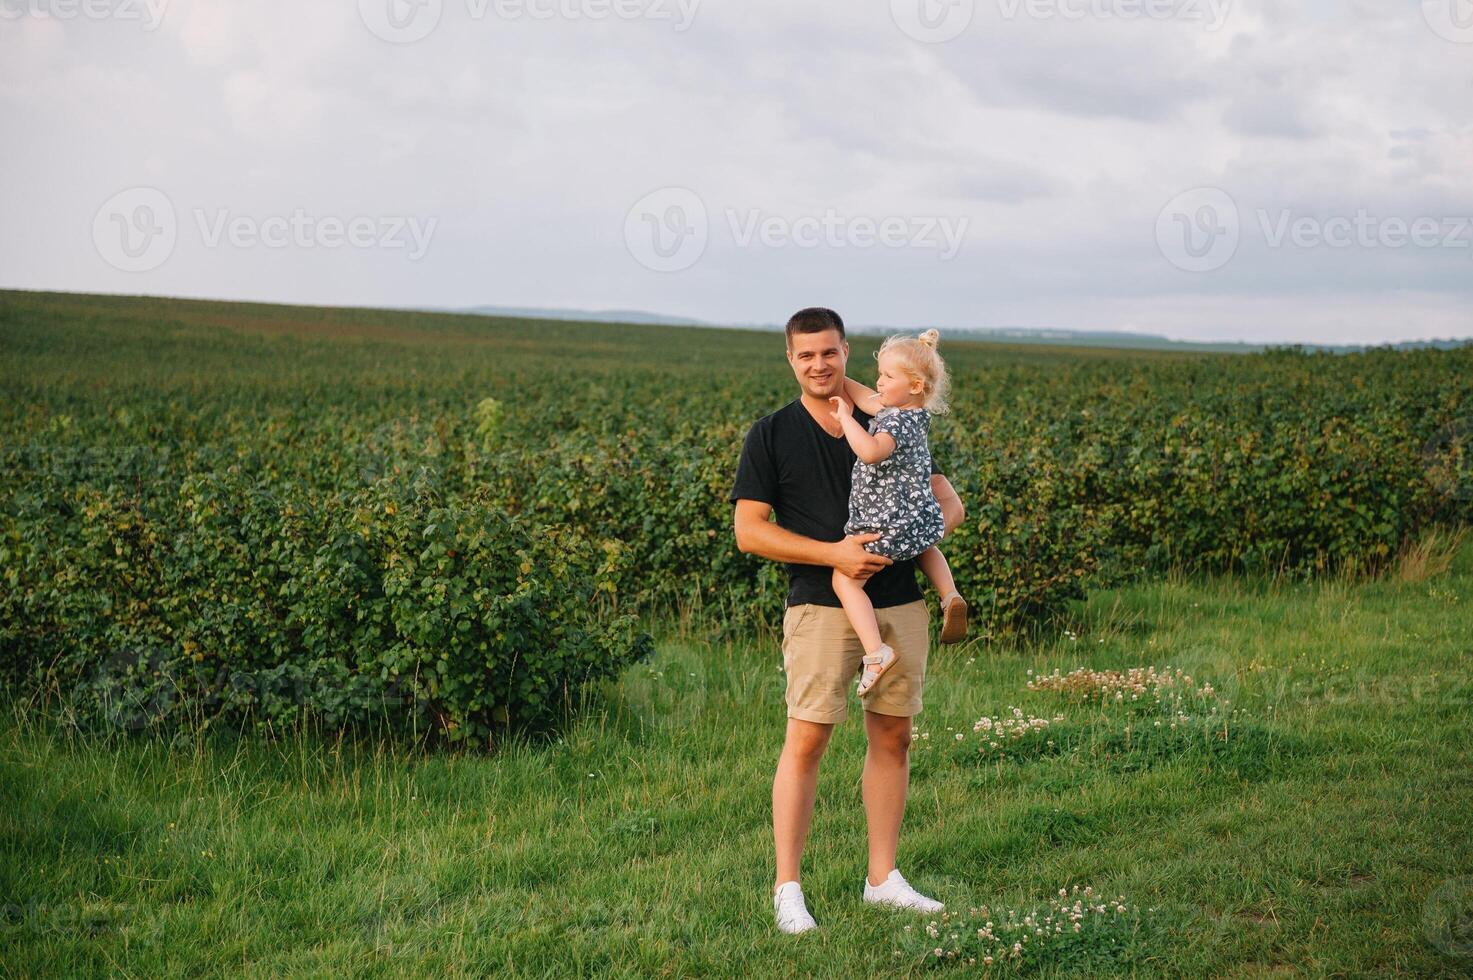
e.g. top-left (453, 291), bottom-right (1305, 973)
top-left (3, 538), bottom-right (1470, 976)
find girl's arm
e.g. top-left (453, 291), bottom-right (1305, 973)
top-left (828, 397), bottom-right (896, 465)
top-left (842, 376), bottom-right (883, 410)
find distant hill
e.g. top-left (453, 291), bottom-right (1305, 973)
top-left (444, 305), bottom-right (1252, 351)
top-left (453, 305), bottom-right (715, 327)
top-left (846, 324), bottom-right (1265, 354)
top-left (351, 300), bottom-right (1473, 355)
top-left (894, 328), bottom-right (1472, 354)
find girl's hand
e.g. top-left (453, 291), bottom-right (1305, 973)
top-left (828, 396), bottom-right (853, 424)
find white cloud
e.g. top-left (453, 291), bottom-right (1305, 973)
top-left (0, 0), bottom-right (1468, 344)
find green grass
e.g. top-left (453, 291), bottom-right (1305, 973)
top-left (4, 535), bottom-right (1470, 977)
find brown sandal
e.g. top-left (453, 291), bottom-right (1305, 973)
top-left (939, 593), bottom-right (968, 645)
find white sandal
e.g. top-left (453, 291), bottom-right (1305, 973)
top-left (856, 643), bottom-right (896, 698)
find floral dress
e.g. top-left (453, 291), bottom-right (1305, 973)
top-left (844, 406), bottom-right (945, 561)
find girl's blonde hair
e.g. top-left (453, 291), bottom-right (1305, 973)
top-left (876, 328), bottom-right (951, 414)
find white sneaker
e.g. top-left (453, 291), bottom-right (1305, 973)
top-left (863, 868), bottom-right (945, 913)
top-left (774, 880), bottom-right (818, 934)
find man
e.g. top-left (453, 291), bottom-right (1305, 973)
top-left (730, 307), bottom-right (965, 935)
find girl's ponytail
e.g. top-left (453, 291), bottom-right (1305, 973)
top-left (917, 328), bottom-right (940, 349)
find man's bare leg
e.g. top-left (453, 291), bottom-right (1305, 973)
top-left (862, 709), bottom-right (913, 887)
top-left (773, 717), bottom-right (835, 891)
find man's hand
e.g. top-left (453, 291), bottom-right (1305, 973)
top-left (733, 501), bottom-right (892, 580)
top-left (830, 533), bottom-right (892, 580)
top-left (827, 396), bottom-right (853, 425)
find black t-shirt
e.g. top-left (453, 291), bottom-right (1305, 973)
top-left (729, 397), bottom-right (942, 609)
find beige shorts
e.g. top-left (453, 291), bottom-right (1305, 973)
top-left (780, 600), bottom-right (929, 724)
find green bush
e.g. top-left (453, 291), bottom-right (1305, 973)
top-left (2, 465), bottom-right (652, 742)
top-left (1, 291), bottom-right (1469, 695)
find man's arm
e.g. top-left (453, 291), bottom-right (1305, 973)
top-left (842, 375), bottom-right (883, 410)
top-left (733, 499), bottom-right (892, 580)
top-left (932, 473), bottom-right (965, 536)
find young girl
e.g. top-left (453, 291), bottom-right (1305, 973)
top-left (828, 329), bottom-right (967, 699)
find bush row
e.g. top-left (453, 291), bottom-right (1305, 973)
top-left (2, 293), bottom-right (1470, 736)
top-left (0, 466), bottom-right (651, 741)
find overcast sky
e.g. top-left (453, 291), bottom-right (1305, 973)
top-left (3, 0), bottom-right (1471, 344)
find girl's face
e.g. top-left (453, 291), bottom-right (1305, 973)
top-left (876, 352), bottom-right (923, 408)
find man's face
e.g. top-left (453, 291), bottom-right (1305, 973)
top-left (786, 329), bottom-right (848, 400)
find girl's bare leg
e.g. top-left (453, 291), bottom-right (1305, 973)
top-left (832, 567), bottom-right (884, 654)
top-left (917, 546), bottom-right (959, 602)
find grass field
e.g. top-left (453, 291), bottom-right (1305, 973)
top-left (2, 290), bottom-right (1470, 975)
top-left (4, 526), bottom-right (1470, 976)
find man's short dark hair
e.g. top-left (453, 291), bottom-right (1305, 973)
top-left (785, 307), bottom-right (845, 348)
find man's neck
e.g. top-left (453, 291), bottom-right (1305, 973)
top-left (798, 387), bottom-right (850, 437)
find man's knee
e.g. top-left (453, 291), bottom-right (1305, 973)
top-left (864, 711), bottom-right (913, 756)
top-left (783, 718), bottom-right (834, 764)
